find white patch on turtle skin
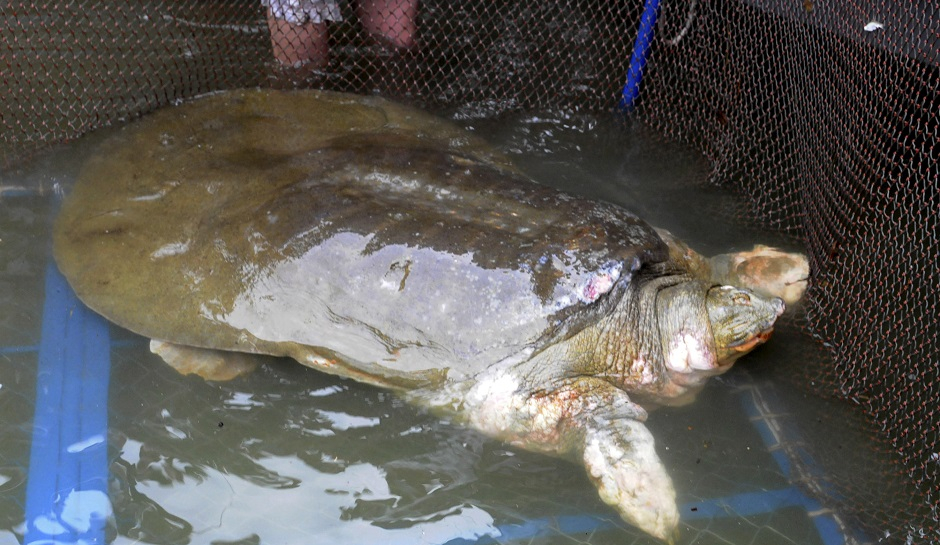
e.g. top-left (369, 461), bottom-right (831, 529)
top-left (431, 187), bottom-right (453, 200)
top-left (364, 171), bottom-right (421, 191)
top-left (631, 357), bottom-right (656, 385)
top-left (198, 300), bottom-right (226, 321)
top-left (151, 239), bottom-right (191, 258)
top-left (466, 368), bottom-right (521, 435)
top-left (577, 261), bottom-right (630, 304)
top-left (303, 353), bottom-right (338, 370)
top-left (130, 190), bottom-right (167, 202)
top-left (214, 238), bottom-right (236, 261)
top-left (519, 388), bottom-right (595, 450)
top-left (580, 269), bottom-right (617, 303)
top-left (452, 349), bottom-right (536, 435)
top-left (665, 332), bottom-right (715, 373)
top-left (467, 373), bottom-right (581, 451)
top-left (288, 222), bottom-right (331, 248)
top-left (183, 267), bottom-right (204, 286)
top-left (460, 350), bottom-right (610, 452)
top-left (248, 231), bottom-right (268, 254)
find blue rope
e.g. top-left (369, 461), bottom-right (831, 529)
top-left (619, 0), bottom-right (661, 111)
top-left (23, 262), bottom-right (111, 545)
top-left (442, 487), bottom-right (831, 545)
top-left (1, 339), bottom-right (139, 355)
top-left (738, 384), bottom-right (851, 545)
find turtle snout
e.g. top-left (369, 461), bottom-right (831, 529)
top-left (753, 296), bottom-right (784, 342)
top-left (757, 297), bottom-right (787, 334)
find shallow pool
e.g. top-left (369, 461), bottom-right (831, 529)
top-left (0, 106), bottom-right (882, 545)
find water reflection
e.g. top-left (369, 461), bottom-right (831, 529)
top-left (120, 451), bottom-right (497, 544)
top-left (107, 349), bottom-right (596, 544)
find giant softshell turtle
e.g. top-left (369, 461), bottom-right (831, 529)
top-left (54, 89), bottom-right (806, 541)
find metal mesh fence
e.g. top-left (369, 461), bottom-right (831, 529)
top-left (2, 0), bottom-right (938, 542)
top-left (633, 2), bottom-right (939, 540)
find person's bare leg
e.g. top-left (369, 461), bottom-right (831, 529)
top-left (357, 0), bottom-right (418, 49)
top-left (266, 8), bottom-right (329, 68)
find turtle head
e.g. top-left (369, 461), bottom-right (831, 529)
top-left (652, 281), bottom-right (783, 404)
top-left (705, 285), bottom-right (784, 366)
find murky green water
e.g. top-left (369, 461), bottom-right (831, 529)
top-left (0, 104), bottom-right (885, 545)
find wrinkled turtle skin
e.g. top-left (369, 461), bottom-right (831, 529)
top-left (54, 89), bottom-right (801, 542)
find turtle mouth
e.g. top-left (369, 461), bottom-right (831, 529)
top-left (729, 328), bottom-right (774, 353)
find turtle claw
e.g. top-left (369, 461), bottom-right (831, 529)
top-left (582, 419), bottom-right (679, 542)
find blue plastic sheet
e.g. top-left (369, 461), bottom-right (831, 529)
top-left (23, 263), bottom-right (111, 545)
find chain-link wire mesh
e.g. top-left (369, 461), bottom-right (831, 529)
top-left (633, 2), bottom-right (939, 540)
top-left (2, 0), bottom-right (939, 542)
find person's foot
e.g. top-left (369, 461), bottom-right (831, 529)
top-left (356, 0), bottom-right (418, 49)
top-left (266, 9), bottom-right (329, 68)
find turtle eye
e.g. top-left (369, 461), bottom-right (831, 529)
top-left (732, 292), bottom-right (751, 305)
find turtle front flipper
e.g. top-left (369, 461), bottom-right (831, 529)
top-left (583, 415), bottom-right (679, 544)
top-left (422, 365), bottom-right (679, 542)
